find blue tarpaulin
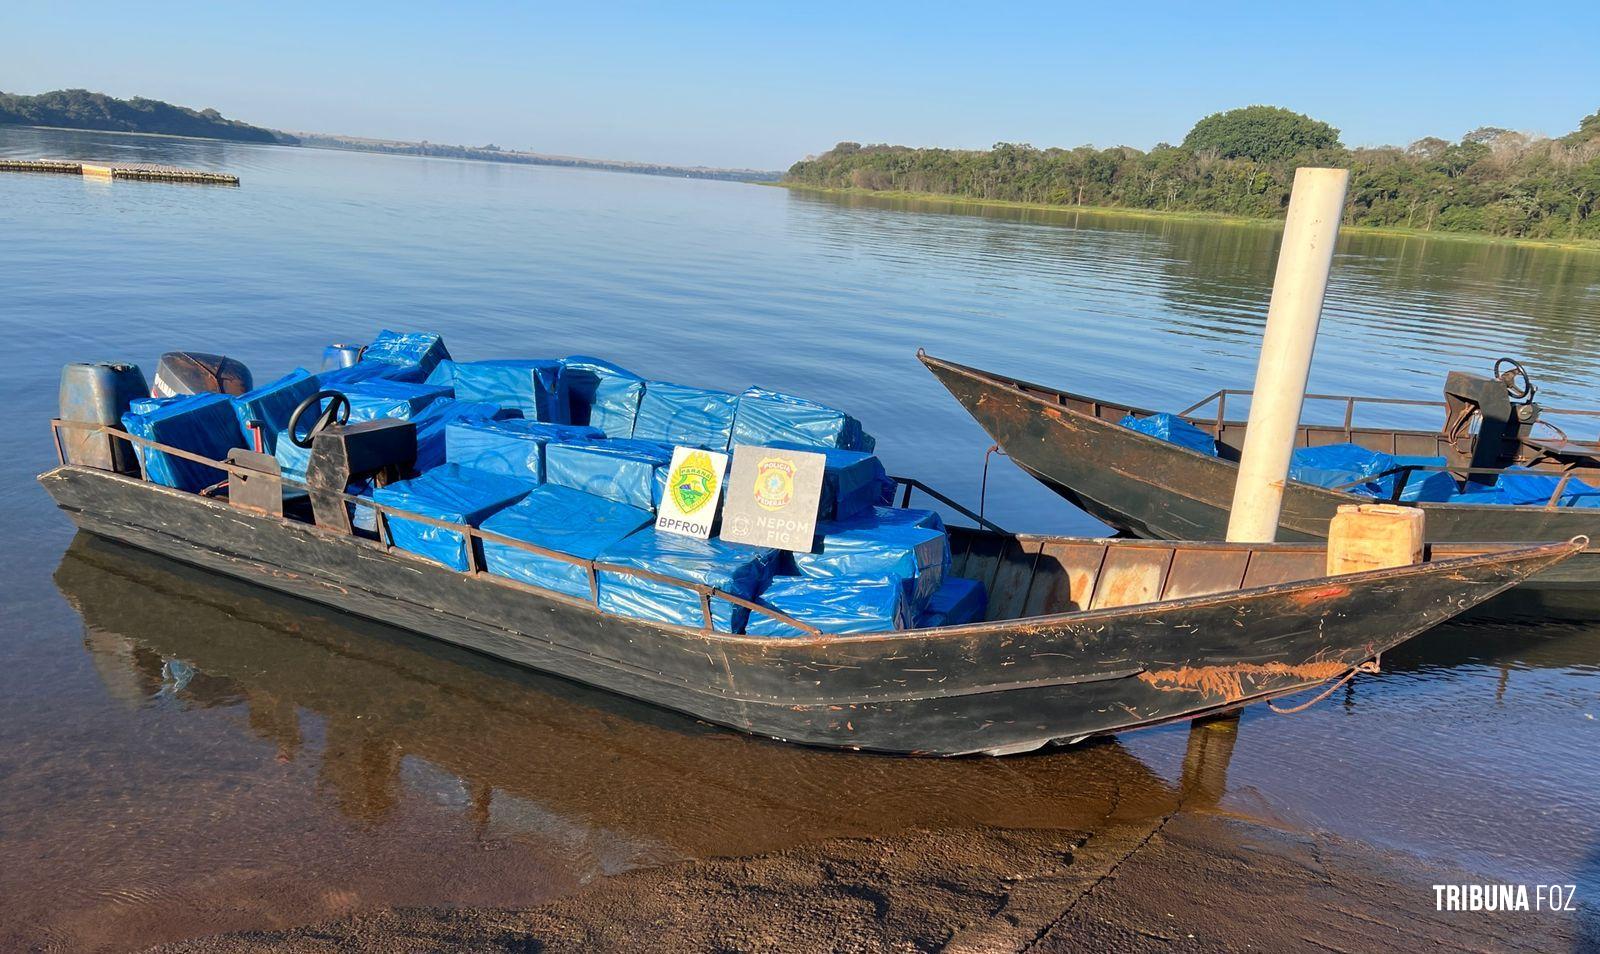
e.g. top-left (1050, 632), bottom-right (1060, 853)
top-left (747, 576), bottom-right (911, 637)
top-left (1486, 467), bottom-right (1600, 507)
top-left (863, 506), bottom-right (945, 532)
top-left (731, 387), bottom-right (873, 452)
top-left (791, 517), bottom-right (950, 612)
top-left (562, 356), bottom-right (645, 438)
top-left (343, 380), bottom-right (454, 422)
top-left (362, 329), bottom-right (451, 377)
top-left (632, 381), bottom-right (738, 449)
top-left (915, 576), bottom-right (988, 628)
top-left (121, 392), bottom-right (242, 492)
top-left (411, 400), bottom-right (518, 473)
top-left (370, 464), bottom-right (533, 570)
top-left (319, 360), bottom-right (428, 387)
top-left (452, 359), bottom-right (570, 423)
top-left (1289, 444), bottom-right (1458, 502)
top-left (1119, 412), bottom-right (1218, 456)
top-left (596, 529), bottom-right (778, 633)
top-left (544, 437), bottom-right (672, 511)
top-left (480, 484), bottom-right (654, 599)
top-left (230, 367), bottom-right (319, 454)
top-left (446, 418), bottom-right (603, 482)
top-left (769, 442), bottom-right (886, 521)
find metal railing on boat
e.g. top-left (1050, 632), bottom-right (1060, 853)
top-left (48, 419), bottom-right (1004, 639)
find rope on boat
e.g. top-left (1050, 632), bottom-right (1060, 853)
top-left (979, 443), bottom-right (1006, 521)
top-left (1266, 658), bottom-right (1381, 715)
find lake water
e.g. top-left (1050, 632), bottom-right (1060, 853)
top-left (2, 126), bottom-right (1599, 951)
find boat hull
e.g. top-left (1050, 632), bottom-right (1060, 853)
top-left (922, 353), bottom-right (1600, 618)
top-left (39, 465), bottom-right (1572, 755)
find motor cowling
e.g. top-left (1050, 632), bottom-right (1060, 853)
top-left (151, 351), bottom-right (253, 398)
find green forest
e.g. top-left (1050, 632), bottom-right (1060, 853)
top-left (785, 105), bottom-right (1600, 242)
top-left (0, 89), bottom-right (297, 144)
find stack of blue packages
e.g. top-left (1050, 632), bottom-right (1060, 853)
top-left (562, 356), bottom-right (645, 438)
top-left (791, 516), bottom-right (950, 613)
top-left (121, 392), bottom-right (243, 492)
top-left (361, 329), bottom-right (451, 377)
top-left (480, 484), bottom-right (654, 599)
top-left (915, 577), bottom-right (989, 628)
top-left (544, 437), bottom-right (672, 511)
top-left (370, 464), bottom-right (533, 570)
top-left (632, 382), bottom-right (738, 449)
top-left (343, 380), bottom-right (454, 422)
top-left (748, 576), bottom-right (911, 637)
top-left (1119, 412), bottom-right (1218, 456)
top-left (1289, 444), bottom-right (1457, 502)
top-left (770, 442), bottom-right (886, 520)
top-left (411, 401), bottom-right (518, 472)
top-left (453, 359), bottom-right (570, 423)
top-left (230, 368), bottom-right (319, 454)
top-left (319, 360), bottom-right (428, 386)
top-left (731, 388), bottom-right (875, 452)
top-left (446, 418), bottom-right (603, 482)
top-left (597, 529), bottom-right (778, 633)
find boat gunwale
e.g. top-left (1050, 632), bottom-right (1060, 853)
top-left (40, 432), bottom-right (1584, 649)
top-left (918, 351), bottom-right (1600, 523)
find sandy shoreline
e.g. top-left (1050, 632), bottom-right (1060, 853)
top-left (147, 804), bottom-right (1596, 953)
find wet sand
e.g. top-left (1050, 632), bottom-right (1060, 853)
top-left (150, 808), bottom-right (1596, 953)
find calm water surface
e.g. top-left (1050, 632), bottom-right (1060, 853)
top-left (2, 127), bottom-right (1599, 950)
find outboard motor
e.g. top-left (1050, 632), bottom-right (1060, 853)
top-left (151, 351), bottom-right (253, 398)
top-left (1442, 358), bottom-right (1541, 475)
top-left (58, 361), bottom-right (148, 473)
top-left (283, 390), bottom-right (417, 533)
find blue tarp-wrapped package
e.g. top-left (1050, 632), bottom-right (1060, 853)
top-left (864, 506), bottom-right (945, 532)
top-left (632, 381), bottom-right (738, 449)
top-left (770, 442), bottom-right (887, 521)
top-left (480, 485), bottom-right (654, 599)
top-left (596, 529), bottom-right (778, 633)
top-left (370, 464), bottom-right (533, 570)
top-left (1486, 467), bottom-right (1600, 507)
top-left (1119, 412), bottom-right (1218, 457)
top-left (544, 437), bottom-right (672, 511)
top-left (915, 576), bottom-right (988, 628)
top-left (446, 418), bottom-right (603, 482)
top-left (747, 576), bottom-right (912, 637)
top-left (562, 356), bottom-right (645, 438)
top-left (230, 368), bottom-right (320, 454)
top-left (411, 400), bottom-right (518, 472)
top-left (343, 380), bottom-right (454, 422)
top-left (731, 387), bottom-right (874, 452)
top-left (319, 360), bottom-right (428, 387)
top-left (424, 359), bottom-right (456, 388)
top-left (452, 359), bottom-right (570, 423)
top-left (121, 392), bottom-right (242, 492)
top-left (361, 329), bottom-right (451, 377)
top-left (791, 518), bottom-right (950, 612)
top-left (1289, 444), bottom-right (1458, 502)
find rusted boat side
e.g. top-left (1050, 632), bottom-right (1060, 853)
top-left (39, 464), bottom-right (1576, 755)
top-left (920, 352), bottom-right (1600, 615)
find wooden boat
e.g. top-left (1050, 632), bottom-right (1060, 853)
top-left (921, 351), bottom-right (1600, 617)
top-left (39, 419), bottom-right (1580, 756)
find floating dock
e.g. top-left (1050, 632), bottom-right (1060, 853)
top-left (0, 158), bottom-right (238, 185)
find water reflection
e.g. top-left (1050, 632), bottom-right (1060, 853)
top-left (56, 535), bottom-right (1215, 860)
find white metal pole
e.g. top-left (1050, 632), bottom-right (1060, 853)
top-left (1225, 166), bottom-right (1350, 543)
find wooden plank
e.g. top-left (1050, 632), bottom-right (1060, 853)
top-left (1022, 541), bottom-right (1106, 616)
top-left (1241, 550), bottom-right (1326, 588)
top-left (1087, 546), bottom-right (1173, 610)
top-left (984, 538), bottom-right (1042, 621)
top-left (1162, 548), bottom-right (1250, 601)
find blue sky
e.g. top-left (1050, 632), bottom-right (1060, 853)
top-left (8, 1), bottom-right (1597, 170)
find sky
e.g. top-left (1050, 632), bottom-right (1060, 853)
top-left (8, 1), bottom-right (1598, 170)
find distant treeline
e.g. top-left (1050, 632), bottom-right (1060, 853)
top-left (0, 89), bottom-right (298, 145)
top-left (293, 133), bottom-right (780, 182)
top-left (786, 106), bottom-right (1600, 241)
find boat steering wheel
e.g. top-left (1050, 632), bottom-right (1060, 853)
top-left (287, 390), bottom-right (351, 449)
top-left (1494, 357), bottom-right (1535, 401)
